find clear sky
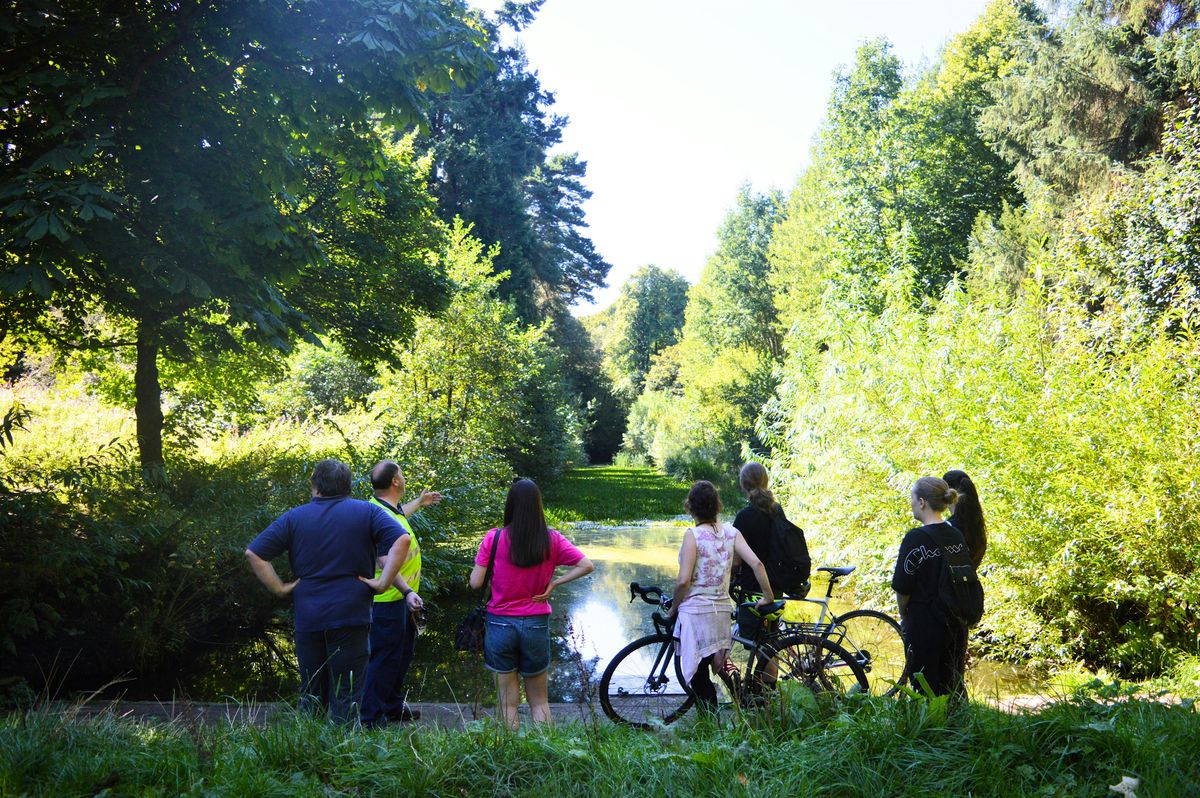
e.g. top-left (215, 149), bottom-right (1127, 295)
top-left (471, 0), bottom-right (996, 313)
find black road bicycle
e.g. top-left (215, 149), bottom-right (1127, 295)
top-left (598, 582), bottom-right (870, 728)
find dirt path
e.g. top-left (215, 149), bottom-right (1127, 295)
top-left (53, 700), bottom-right (604, 729)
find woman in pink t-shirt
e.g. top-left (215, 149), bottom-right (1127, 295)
top-left (469, 478), bottom-right (594, 729)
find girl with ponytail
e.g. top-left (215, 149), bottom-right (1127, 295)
top-left (891, 476), bottom-right (971, 698)
top-left (943, 470), bottom-right (987, 569)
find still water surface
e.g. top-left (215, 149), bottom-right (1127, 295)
top-left (402, 522), bottom-right (1036, 704)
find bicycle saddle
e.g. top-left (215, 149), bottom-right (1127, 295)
top-left (817, 566), bottom-right (856, 578)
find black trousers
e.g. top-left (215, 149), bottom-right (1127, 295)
top-left (294, 624), bottom-right (370, 723)
top-left (902, 611), bottom-right (968, 698)
top-left (361, 600), bottom-right (416, 726)
top-left (689, 654), bottom-right (718, 709)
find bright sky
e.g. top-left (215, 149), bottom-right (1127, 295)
top-left (472, 0), bottom-right (996, 313)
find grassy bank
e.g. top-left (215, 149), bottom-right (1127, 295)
top-left (542, 465), bottom-right (744, 526)
top-left (542, 465), bottom-right (691, 525)
top-left (4, 689), bottom-right (1197, 797)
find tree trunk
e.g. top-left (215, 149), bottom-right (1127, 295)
top-left (135, 331), bottom-right (168, 487)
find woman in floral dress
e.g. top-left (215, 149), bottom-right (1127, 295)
top-left (666, 480), bottom-right (774, 709)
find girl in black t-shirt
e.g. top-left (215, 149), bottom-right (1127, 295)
top-left (891, 476), bottom-right (970, 698)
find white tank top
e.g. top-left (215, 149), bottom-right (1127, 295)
top-left (685, 522), bottom-right (736, 600)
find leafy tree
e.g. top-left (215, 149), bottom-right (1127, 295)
top-left (371, 222), bottom-right (575, 487)
top-left (621, 188), bottom-right (785, 474)
top-left (817, 32), bottom-right (1025, 303)
top-left (421, 24), bottom-right (609, 320)
top-left (1061, 102), bottom-right (1200, 324)
top-left (0, 0), bottom-right (490, 482)
top-left (600, 265), bottom-right (690, 402)
top-left (684, 185), bottom-right (785, 359)
top-left (545, 308), bottom-right (625, 463)
top-left (760, 262), bottom-right (1200, 676)
top-left (768, 161), bottom-right (837, 345)
top-left (981, 0), bottom-right (1199, 197)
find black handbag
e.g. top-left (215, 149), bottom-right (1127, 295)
top-left (454, 527), bottom-right (500, 653)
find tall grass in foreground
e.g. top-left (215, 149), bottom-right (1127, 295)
top-left (4, 691), bottom-right (1197, 797)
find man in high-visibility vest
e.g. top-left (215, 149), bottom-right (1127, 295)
top-left (360, 459), bottom-right (442, 727)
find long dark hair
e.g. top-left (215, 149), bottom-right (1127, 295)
top-left (944, 469), bottom-right (987, 568)
top-left (503, 478), bottom-right (550, 568)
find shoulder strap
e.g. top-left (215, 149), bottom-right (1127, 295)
top-left (479, 528), bottom-right (501, 607)
top-left (924, 524), bottom-right (970, 565)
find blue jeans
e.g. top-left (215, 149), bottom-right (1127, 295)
top-left (483, 613), bottom-right (550, 676)
top-left (361, 600), bottom-right (416, 726)
top-left (294, 625), bottom-right (369, 723)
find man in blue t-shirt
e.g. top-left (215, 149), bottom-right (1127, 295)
top-left (245, 458), bottom-right (408, 723)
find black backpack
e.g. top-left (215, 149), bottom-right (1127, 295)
top-left (925, 524), bottom-right (984, 628)
top-left (764, 508), bottom-right (811, 597)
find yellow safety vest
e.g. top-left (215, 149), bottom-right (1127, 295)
top-left (370, 496), bottom-right (421, 601)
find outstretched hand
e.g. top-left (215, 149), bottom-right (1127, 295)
top-left (419, 489), bottom-right (443, 508)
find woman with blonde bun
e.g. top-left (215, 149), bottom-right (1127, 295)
top-left (891, 476), bottom-right (971, 698)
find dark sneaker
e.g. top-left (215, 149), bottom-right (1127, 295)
top-left (390, 704), bottom-right (421, 722)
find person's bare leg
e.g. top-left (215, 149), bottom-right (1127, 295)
top-left (496, 672), bottom-right (521, 730)
top-left (525, 672), bottom-right (551, 725)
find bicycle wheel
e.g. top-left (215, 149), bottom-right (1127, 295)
top-left (831, 609), bottom-right (908, 697)
top-left (599, 633), bottom-right (694, 728)
top-left (748, 633), bottom-right (869, 698)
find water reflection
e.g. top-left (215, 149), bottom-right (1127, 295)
top-left (406, 522), bottom-right (1041, 703)
top-left (169, 522), bottom-right (1038, 705)
top-left (406, 522), bottom-right (682, 703)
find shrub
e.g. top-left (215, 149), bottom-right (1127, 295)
top-left (762, 268), bottom-right (1200, 676)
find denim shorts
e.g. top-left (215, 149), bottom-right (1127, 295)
top-left (483, 613), bottom-right (551, 676)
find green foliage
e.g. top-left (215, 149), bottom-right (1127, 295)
top-left (598, 266), bottom-right (691, 402)
top-left (794, 26), bottom-right (1025, 307)
top-left (0, 414), bottom-right (319, 691)
top-left (421, 37), bottom-right (610, 320)
top-left (618, 188), bottom-right (784, 479)
top-left (980, 0), bottom-right (1198, 197)
top-left (0, 0), bottom-right (489, 473)
top-left (1061, 102), bottom-right (1200, 324)
top-left (548, 310), bottom-right (625, 464)
top-left (761, 267), bottom-right (1200, 676)
top-left (540, 466), bottom-right (691, 526)
top-left (261, 341), bottom-right (379, 420)
top-left (4, 693), bottom-right (1200, 796)
top-left (371, 222), bottom-right (581, 487)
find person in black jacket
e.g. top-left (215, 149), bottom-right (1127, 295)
top-left (892, 476), bottom-right (970, 698)
top-left (731, 462), bottom-right (808, 598)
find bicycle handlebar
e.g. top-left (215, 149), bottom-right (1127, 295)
top-left (629, 582), bottom-right (666, 606)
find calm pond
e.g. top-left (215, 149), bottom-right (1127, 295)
top-left (161, 521), bottom-right (1033, 704)
top-left (400, 522), bottom-right (1036, 704)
